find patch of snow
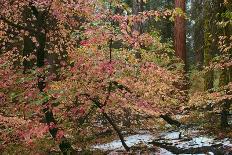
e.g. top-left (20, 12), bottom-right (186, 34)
top-left (162, 131), bottom-right (181, 139)
top-left (222, 138), bottom-right (232, 146)
top-left (182, 136), bottom-right (213, 148)
top-left (92, 133), bottom-right (154, 151)
top-left (92, 129), bottom-right (232, 154)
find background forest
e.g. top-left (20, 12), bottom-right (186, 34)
top-left (0, 0), bottom-right (231, 154)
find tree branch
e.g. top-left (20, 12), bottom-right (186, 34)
top-left (103, 81), bottom-right (113, 106)
top-left (29, 2), bottom-right (39, 19)
top-left (112, 81), bottom-right (132, 93)
top-left (0, 16), bottom-right (36, 33)
top-left (160, 114), bottom-right (181, 127)
top-left (79, 92), bottom-right (130, 151)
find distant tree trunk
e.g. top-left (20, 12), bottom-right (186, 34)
top-left (132, 0), bottom-right (144, 33)
top-left (218, 0), bottom-right (231, 128)
top-left (203, 18), bottom-right (214, 91)
top-left (132, 0), bottom-right (145, 58)
top-left (163, 0), bottom-right (174, 41)
top-left (219, 69), bottom-right (230, 128)
top-left (174, 0), bottom-right (186, 68)
top-left (220, 29), bottom-right (230, 129)
top-left (174, 0), bottom-right (188, 102)
top-left (193, 18), bottom-right (204, 69)
top-left (195, 46), bottom-right (204, 69)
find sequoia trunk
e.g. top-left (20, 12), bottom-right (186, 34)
top-left (174, 0), bottom-right (186, 67)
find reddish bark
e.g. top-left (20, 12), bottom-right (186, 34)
top-left (174, 0), bottom-right (186, 66)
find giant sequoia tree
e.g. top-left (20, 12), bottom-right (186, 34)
top-left (174, 0), bottom-right (186, 67)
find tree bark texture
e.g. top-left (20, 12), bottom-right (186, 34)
top-left (174, 0), bottom-right (186, 66)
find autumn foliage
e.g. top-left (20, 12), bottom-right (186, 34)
top-left (1, 0), bottom-right (231, 154)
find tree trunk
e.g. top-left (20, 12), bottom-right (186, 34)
top-left (23, 36), bottom-right (35, 73)
top-left (219, 68), bottom-right (230, 128)
top-left (203, 19), bottom-right (214, 91)
top-left (218, 1), bottom-right (231, 128)
top-left (93, 99), bottom-right (130, 151)
top-left (220, 101), bottom-right (230, 128)
top-left (132, 0), bottom-right (144, 33)
top-left (174, 0), bottom-right (189, 102)
top-left (102, 112), bottom-right (130, 151)
top-left (174, 0), bottom-right (186, 68)
top-left (36, 31), bottom-right (73, 154)
top-left (22, 7), bottom-right (35, 73)
top-left (191, 0), bottom-right (205, 69)
top-left (32, 6), bottom-right (73, 154)
top-left (162, 0), bottom-right (174, 42)
top-left (160, 114), bottom-right (181, 127)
